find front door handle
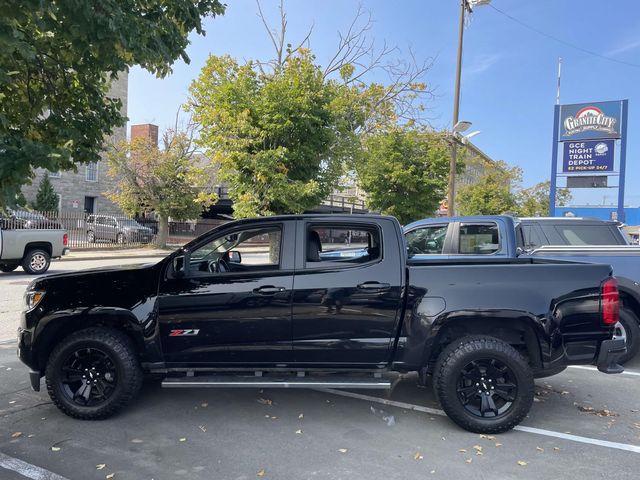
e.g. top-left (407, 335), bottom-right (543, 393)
top-left (253, 285), bottom-right (287, 296)
top-left (357, 281), bottom-right (391, 291)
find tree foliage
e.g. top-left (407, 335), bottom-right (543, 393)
top-left (188, 1), bottom-right (435, 218)
top-left (189, 51), bottom-right (354, 217)
top-left (106, 130), bottom-right (218, 247)
top-left (31, 171), bottom-right (58, 211)
top-left (457, 160), bottom-right (522, 216)
top-left (516, 181), bottom-right (572, 217)
top-left (0, 0), bottom-right (225, 208)
top-left (356, 129), bottom-right (452, 225)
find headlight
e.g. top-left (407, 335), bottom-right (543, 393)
top-left (24, 291), bottom-right (45, 312)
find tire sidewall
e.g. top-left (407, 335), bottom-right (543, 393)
top-left (435, 337), bottom-right (534, 433)
top-left (45, 331), bottom-right (139, 419)
top-left (22, 249), bottom-right (50, 274)
top-left (618, 308), bottom-right (640, 364)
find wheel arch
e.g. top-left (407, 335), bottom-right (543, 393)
top-left (34, 309), bottom-right (144, 372)
top-left (23, 242), bottom-right (52, 259)
top-left (427, 313), bottom-right (543, 371)
top-left (617, 277), bottom-right (640, 322)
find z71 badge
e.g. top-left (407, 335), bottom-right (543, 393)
top-left (169, 329), bottom-right (200, 337)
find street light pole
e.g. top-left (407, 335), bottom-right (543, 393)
top-left (448, 0), bottom-right (467, 217)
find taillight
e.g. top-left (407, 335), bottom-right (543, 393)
top-left (601, 277), bottom-right (619, 326)
top-left (63, 233), bottom-right (68, 247)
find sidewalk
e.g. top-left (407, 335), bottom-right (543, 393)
top-left (61, 247), bottom-right (172, 261)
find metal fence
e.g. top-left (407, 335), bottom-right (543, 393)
top-left (1, 209), bottom-right (228, 250)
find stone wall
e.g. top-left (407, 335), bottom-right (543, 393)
top-left (21, 72), bottom-right (129, 215)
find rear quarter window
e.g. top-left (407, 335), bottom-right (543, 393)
top-left (554, 225), bottom-right (620, 245)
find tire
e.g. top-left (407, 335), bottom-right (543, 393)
top-left (87, 230), bottom-right (96, 243)
top-left (45, 328), bottom-right (143, 420)
top-left (21, 249), bottom-right (51, 274)
top-left (616, 308), bottom-right (640, 364)
top-left (116, 233), bottom-right (126, 244)
top-left (0, 264), bottom-right (18, 273)
top-left (433, 335), bottom-right (535, 434)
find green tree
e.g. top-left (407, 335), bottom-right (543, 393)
top-left (516, 181), bottom-right (572, 217)
top-left (457, 160), bottom-right (522, 216)
top-left (31, 172), bottom-right (58, 211)
top-left (0, 0), bottom-right (225, 208)
top-left (106, 129), bottom-right (218, 247)
top-left (188, 51), bottom-right (350, 217)
top-left (356, 129), bottom-right (452, 225)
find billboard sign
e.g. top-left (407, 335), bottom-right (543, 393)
top-left (562, 139), bottom-right (614, 173)
top-left (559, 101), bottom-right (622, 141)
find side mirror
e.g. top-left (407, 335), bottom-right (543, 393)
top-left (173, 255), bottom-right (186, 278)
top-left (228, 250), bottom-right (242, 263)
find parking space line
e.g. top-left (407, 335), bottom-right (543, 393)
top-left (0, 452), bottom-right (69, 480)
top-left (320, 389), bottom-right (640, 454)
top-left (568, 365), bottom-right (640, 377)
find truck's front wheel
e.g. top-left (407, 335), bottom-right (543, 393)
top-left (21, 249), bottom-right (51, 274)
top-left (433, 336), bottom-right (534, 433)
top-left (45, 328), bottom-right (143, 420)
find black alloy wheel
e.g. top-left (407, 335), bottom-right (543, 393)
top-left (456, 358), bottom-right (517, 418)
top-left (433, 336), bottom-right (534, 433)
top-left (59, 347), bottom-right (117, 407)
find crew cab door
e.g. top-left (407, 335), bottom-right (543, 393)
top-left (157, 221), bottom-right (295, 364)
top-left (291, 218), bottom-right (404, 366)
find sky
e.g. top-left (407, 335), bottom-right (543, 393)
top-left (128, 0), bottom-right (640, 207)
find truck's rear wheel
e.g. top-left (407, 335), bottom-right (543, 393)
top-left (615, 309), bottom-right (640, 364)
top-left (45, 328), bottom-right (143, 420)
top-left (21, 249), bottom-right (51, 274)
top-left (433, 336), bottom-right (534, 433)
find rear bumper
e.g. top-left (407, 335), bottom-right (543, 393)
top-left (596, 338), bottom-right (626, 374)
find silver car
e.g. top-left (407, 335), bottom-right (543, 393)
top-left (86, 215), bottom-right (154, 244)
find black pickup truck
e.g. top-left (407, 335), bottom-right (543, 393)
top-left (18, 215), bottom-right (625, 433)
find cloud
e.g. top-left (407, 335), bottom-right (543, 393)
top-left (464, 53), bottom-right (503, 76)
top-left (605, 38), bottom-right (640, 56)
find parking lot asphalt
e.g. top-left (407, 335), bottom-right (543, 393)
top-left (1, 340), bottom-right (639, 480)
top-left (1, 256), bottom-right (639, 479)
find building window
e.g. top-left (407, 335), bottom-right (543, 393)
top-left (86, 162), bottom-right (98, 182)
top-left (48, 170), bottom-right (61, 178)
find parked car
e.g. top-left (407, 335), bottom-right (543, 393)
top-left (18, 214), bottom-right (624, 433)
top-left (404, 215), bottom-right (640, 363)
top-left (0, 223), bottom-right (68, 274)
top-left (3, 208), bottom-right (63, 229)
top-left (86, 214), bottom-right (154, 244)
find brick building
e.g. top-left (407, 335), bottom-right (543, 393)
top-left (21, 72), bottom-right (129, 214)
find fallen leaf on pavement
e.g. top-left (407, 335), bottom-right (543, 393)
top-left (517, 460), bottom-right (528, 466)
top-left (257, 469), bottom-right (265, 477)
top-left (295, 429), bottom-right (302, 434)
top-left (495, 443), bottom-right (503, 447)
top-left (199, 425), bottom-right (206, 432)
top-left (553, 447), bottom-right (560, 451)
top-left (257, 398), bottom-right (273, 405)
top-left (51, 447), bottom-right (60, 452)
top-left (473, 445), bottom-right (482, 452)
top-left (536, 447), bottom-right (544, 452)
top-left (414, 452), bottom-right (423, 460)
top-left (96, 464), bottom-right (106, 470)
top-left (179, 438), bottom-right (186, 442)
top-left (201, 403), bottom-right (208, 408)
top-left (131, 439), bottom-right (143, 443)
top-left (106, 474), bottom-right (115, 479)
top-left (338, 448), bottom-right (348, 453)
top-left (298, 413), bottom-right (304, 419)
top-left (458, 449), bottom-right (467, 453)
top-left (465, 458), bottom-right (472, 464)
top-left (11, 432), bottom-right (22, 438)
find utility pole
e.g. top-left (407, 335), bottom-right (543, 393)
top-left (448, 0), bottom-right (467, 217)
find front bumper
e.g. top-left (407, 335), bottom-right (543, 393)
top-left (596, 338), bottom-right (626, 374)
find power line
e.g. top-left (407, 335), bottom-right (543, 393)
top-left (488, 4), bottom-right (640, 69)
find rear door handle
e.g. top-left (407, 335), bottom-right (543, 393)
top-left (357, 282), bottom-right (391, 291)
top-left (253, 285), bottom-right (287, 296)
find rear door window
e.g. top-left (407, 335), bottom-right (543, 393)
top-left (458, 223), bottom-right (500, 255)
top-left (305, 225), bottom-right (382, 267)
top-left (553, 225), bottom-right (619, 245)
